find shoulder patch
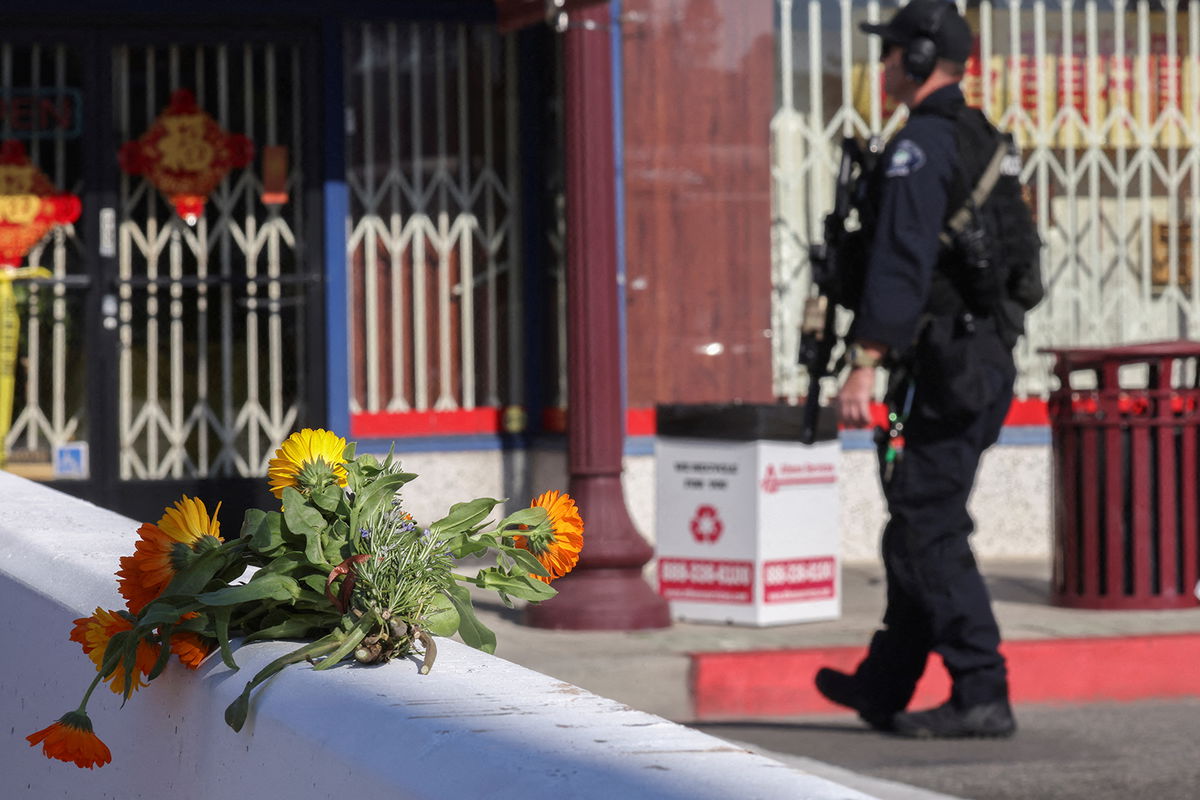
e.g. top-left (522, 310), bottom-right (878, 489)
top-left (884, 139), bottom-right (926, 178)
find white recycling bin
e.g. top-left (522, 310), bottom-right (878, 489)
top-left (654, 404), bottom-right (841, 626)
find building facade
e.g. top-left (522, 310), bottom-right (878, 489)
top-left (2, 0), bottom-right (1193, 560)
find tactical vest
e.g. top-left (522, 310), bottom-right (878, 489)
top-left (930, 106), bottom-right (1045, 347)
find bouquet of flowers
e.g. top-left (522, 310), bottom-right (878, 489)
top-left (26, 428), bottom-right (584, 769)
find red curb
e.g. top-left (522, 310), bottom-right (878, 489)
top-left (690, 632), bottom-right (1200, 719)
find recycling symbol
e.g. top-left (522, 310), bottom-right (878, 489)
top-left (689, 505), bottom-right (723, 544)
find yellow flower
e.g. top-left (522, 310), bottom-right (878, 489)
top-left (512, 491), bottom-right (584, 583)
top-left (27, 711), bottom-right (111, 769)
top-left (267, 428), bottom-right (349, 499)
top-left (117, 496), bottom-right (223, 614)
top-left (69, 608), bottom-right (159, 695)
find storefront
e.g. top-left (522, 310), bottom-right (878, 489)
top-left (8, 0), bottom-right (1198, 548)
top-left (0, 1), bottom-right (566, 522)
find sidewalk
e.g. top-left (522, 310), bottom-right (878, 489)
top-left (477, 558), bottom-right (1200, 723)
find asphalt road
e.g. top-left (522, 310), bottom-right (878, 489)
top-left (692, 698), bottom-right (1200, 800)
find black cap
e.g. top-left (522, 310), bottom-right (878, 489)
top-left (859, 0), bottom-right (974, 65)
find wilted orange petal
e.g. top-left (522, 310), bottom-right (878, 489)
top-left (170, 631), bottom-right (215, 670)
top-left (27, 712), bottom-right (112, 769)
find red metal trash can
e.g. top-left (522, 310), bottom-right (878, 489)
top-left (1044, 341), bottom-right (1200, 609)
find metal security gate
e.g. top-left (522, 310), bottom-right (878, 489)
top-left (343, 21), bottom-right (531, 431)
top-left (774, 0), bottom-right (1200, 403)
top-left (1, 28), bottom-right (324, 523)
top-left (0, 39), bottom-right (89, 485)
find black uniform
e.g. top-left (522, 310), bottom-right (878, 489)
top-left (850, 83), bottom-right (1014, 713)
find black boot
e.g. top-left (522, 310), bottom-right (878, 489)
top-left (814, 668), bottom-right (897, 732)
top-left (892, 699), bottom-right (1016, 739)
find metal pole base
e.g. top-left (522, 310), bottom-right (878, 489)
top-left (525, 567), bottom-right (671, 630)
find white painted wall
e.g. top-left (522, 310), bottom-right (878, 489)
top-left (0, 473), bottom-right (876, 800)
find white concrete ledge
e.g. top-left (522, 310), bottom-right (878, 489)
top-left (0, 473), bottom-right (876, 800)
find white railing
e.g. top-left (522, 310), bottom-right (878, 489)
top-left (774, 0), bottom-right (1200, 401)
top-left (0, 472), bottom-right (872, 800)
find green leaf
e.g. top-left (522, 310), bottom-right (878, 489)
top-left (311, 485), bottom-right (344, 513)
top-left (299, 574), bottom-right (330, 595)
top-left (120, 637), bottom-right (139, 701)
top-left (283, 487), bottom-right (330, 567)
top-left (244, 510), bottom-right (285, 555)
top-left (160, 546), bottom-right (238, 598)
top-left (196, 574), bottom-right (301, 606)
top-left (379, 444), bottom-right (396, 470)
top-left (173, 613), bottom-right (209, 633)
top-left (146, 627), bottom-right (176, 680)
top-left (496, 506), bottom-right (548, 532)
top-left (473, 568), bottom-right (558, 602)
top-left (291, 588), bottom-right (337, 612)
top-left (97, 631), bottom-right (130, 678)
top-left (135, 599), bottom-right (201, 628)
top-left (213, 606), bottom-right (238, 670)
top-left (422, 591), bottom-right (460, 637)
top-left (259, 551), bottom-right (310, 577)
top-left (505, 546), bottom-right (552, 578)
top-left (240, 508), bottom-right (266, 540)
top-left (445, 583), bottom-right (497, 654)
top-left (354, 471), bottom-right (418, 521)
top-left (224, 692), bottom-right (251, 733)
top-left (444, 532), bottom-right (489, 560)
top-left (429, 498), bottom-right (502, 538)
top-left (323, 535), bottom-right (351, 567)
top-left (242, 614), bottom-right (338, 644)
top-left (342, 442), bottom-right (357, 461)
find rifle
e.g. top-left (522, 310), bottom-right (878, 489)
top-left (798, 136), bottom-right (877, 445)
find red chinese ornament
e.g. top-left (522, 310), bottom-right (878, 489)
top-left (0, 140), bottom-right (81, 269)
top-left (119, 89), bottom-right (253, 225)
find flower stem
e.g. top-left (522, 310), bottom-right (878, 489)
top-left (224, 633), bottom-right (346, 732)
top-left (75, 673), bottom-right (104, 714)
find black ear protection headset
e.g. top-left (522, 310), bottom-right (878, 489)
top-left (903, 1), bottom-right (950, 83)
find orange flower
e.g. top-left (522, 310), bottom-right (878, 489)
top-left (117, 496), bottom-right (222, 614)
top-left (512, 491), bottom-right (584, 583)
top-left (27, 711), bottom-right (112, 769)
top-left (170, 614), bottom-right (215, 670)
top-left (170, 632), bottom-right (215, 669)
top-left (69, 608), bottom-right (159, 695)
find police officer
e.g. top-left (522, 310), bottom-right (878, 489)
top-left (815, 0), bottom-right (1018, 738)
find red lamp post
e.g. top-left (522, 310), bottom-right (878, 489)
top-left (525, 4), bottom-right (671, 630)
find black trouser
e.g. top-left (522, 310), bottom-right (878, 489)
top-left (855, 348), bottom-right (1014, 712)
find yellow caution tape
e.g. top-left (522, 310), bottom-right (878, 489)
top-left (0, 266), bottom-right (53, 469)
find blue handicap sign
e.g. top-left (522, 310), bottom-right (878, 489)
top-left (54, 442), bottom-right (88, 479)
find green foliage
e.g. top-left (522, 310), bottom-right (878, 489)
top-left (68, 431), bottom-right (578, 748)
top-left (444, 583), bottom-right (497, 654)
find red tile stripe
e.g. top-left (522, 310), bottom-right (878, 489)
top-left (690, 633), bottom-right (1200, 719)
top-left (350, 399), bottom-right (1050, 439)
top-left (350, 407), bottom-right (503, 438)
